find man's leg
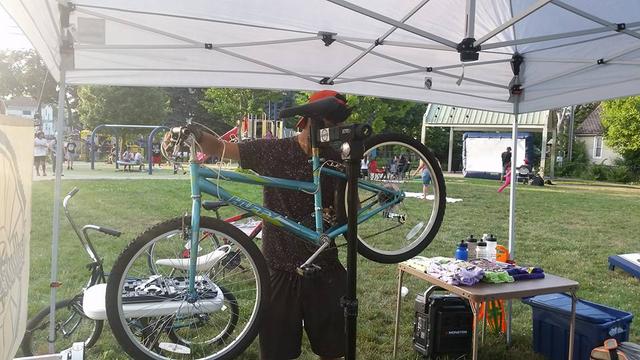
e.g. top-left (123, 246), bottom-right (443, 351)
top-left (259, 270), bottom-right (303, 360)
top-left (303, 266), bottom-right (346, 360)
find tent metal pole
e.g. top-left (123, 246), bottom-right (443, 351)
top-left (506, 97), bottom-right (520, 347)
top-left (325, 0), bottom-right (458, 48)
top-left (526, 43), bottom-right (640, 89)
top-left (465, 0), bottom-right (475, 38)
top-left (421, 105), bottom-right (430, 145)
top-left (481, 21), bottom-right (640, 50)
top-left (508, 100), bottom-right (518, 260)
top-left (481, 22), bottom-right (640, 50)
top-left (333, 59), bottom-right (511, 85)
top-left (48, 66), bottom-right (66, 354)
top-left (474, 0), bottom-right (551, 46)
top-left (74, 3), bottom-right (317, 36)
top-left (326, 0), bottom-right (431, 83)
top-left (551, 0), bottom-right (640, 41)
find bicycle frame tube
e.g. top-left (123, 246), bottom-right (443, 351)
top-left (188, 160), bottom-right (202, 297)
top-left (196, 166), bottom-right (403, 243)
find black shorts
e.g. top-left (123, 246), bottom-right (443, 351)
top-left (259, 266), bottom-right (346, 360)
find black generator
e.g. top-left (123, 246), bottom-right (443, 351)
top-left (413, 286), bottom-right (473, 359)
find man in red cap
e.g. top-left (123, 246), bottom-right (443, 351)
top-left (182, 90), bottom-right (351, 359)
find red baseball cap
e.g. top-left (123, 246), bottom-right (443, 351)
top-left (296, 90), bottom-right (347, 129)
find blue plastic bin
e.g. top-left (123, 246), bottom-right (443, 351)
top-left (522, 294), bottom-right (633, 360)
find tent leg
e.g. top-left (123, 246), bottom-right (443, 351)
top-left (48, 68), bottom-right (66, 354)
top-left (506, 98), bottom-right (519, 348)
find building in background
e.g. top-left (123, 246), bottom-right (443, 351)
top-left (2, 96), bottom-right (37, 119)
top-left (575, 106), bottom-right (621, 165)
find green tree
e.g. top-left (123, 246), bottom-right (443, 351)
top-left (165, 88), bottom-right (230, 134)
top-left (0, 50), bottom-right (57, 102)
top-left (77, 86), bottom-right (169, 129)
top-left (601, 96), bottom-right (640, 155)
top-left (200, 88), bottom-right (286, 126)
top-left (0, 50), bottom-right (79, 126)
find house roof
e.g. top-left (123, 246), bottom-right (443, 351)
top-left (4, 96), bottom-right (37, 107)
top-left (575, 106), bottom-right (603, 136)
top-left (424, 104), bottom-right (549, 132)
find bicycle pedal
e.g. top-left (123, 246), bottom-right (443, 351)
top-left (296, 264), bottom-right (322, 278)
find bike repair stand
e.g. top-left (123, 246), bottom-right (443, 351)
top-left (342, 135), bottom-right (365, 360)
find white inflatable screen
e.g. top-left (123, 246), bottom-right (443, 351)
top-left (465, 137), bottom-right (526, 173)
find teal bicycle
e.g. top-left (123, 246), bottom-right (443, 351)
top-left (105, 97), bottom-right (446, 359)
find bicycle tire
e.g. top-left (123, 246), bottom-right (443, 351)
top-left (337, 133), bottom-right (446, 263)
top-left (21, 298), bottom-right (103, 356)
top-left (106, 216), bottom-right (269, 360)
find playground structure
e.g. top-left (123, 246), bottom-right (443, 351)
top-left (89, 124), bottom-right (169, 175)
top-left (222, 114), bottom-right (295, 142)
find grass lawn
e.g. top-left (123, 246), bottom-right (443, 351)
top-left (22, 175), bottom-right (640, 359)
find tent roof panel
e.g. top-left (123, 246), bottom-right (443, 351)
top-left (3, 0), bottom-right (640, 113)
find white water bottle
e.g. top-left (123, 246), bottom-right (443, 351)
top-left (476, 241), bottom-right (488, 260)
top-left (486, 234), bottom-right (497, 261)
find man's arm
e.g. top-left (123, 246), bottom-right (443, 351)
top-left (197, 131), bottom-right (240, 161)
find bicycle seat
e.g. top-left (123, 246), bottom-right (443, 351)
top-left (202, 200), bottom-right (229, 211)
top-left (155, 245), bottom-right (232, 272)
top-left (279, 97), bottom-right (345, 121)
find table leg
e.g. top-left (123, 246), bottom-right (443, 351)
top-left (470, 301), bottom-right (480, 360)
top-left (506, 299), bottom-right (513, 346)
top-left (568, 292), bottom-right (577, 360)
top-left (482, 302), bottom-right (486, 345)
top-left (392, 269), bottom-right (404, 358)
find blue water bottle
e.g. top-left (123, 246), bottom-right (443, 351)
top-left (455, 240), bottom-right (468, 261)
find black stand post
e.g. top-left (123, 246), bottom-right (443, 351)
top-left (343, 139), bottom-right (364, 360)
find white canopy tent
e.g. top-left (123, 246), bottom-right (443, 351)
top-left (3, 0), bottom-right (640, 355)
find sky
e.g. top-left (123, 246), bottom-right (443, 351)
top-left (0, 6), bottom-right (32, 50)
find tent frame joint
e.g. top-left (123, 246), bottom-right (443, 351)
top-left (456, 37), bottom-right (480, 62)
top-left (616, 23), bottom-right (626, 32)
top-left (320, 77), bottom-right (335, 85)
top-left (319, 31), bottom-right (337, 46)
top-left (510, 53), bottom-right (524, 76)
top-left (204, 43), bottom-right (213, 50)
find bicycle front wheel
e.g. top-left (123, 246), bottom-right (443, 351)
top-left (21, 298), bottom-right (103, 356)
top-left (340, 133), bottom-right (446, 263)
top-left (106, 216), bottom-right (269, 360)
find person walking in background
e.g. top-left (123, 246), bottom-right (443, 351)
top-left (498, 163), bottom-right (512, 193)
top-left (33, 131), bottom-right (48, 176)
top-left (414, 159), bottom-right (432, 200)
top-left (390, 155), bottom-right (398, 179)
top-left (397, 155), bottom-right (407, 180)
top-left (65, 140), bottom-right (77, 170)
top-left (501, 147), bottom-right (512, 181)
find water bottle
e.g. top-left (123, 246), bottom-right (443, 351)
top-left (476, 240), bottom-right (488, 260)
top-left (486, 234), bottom-right (497, 261)
top-left (454, 240), bottom-right (468, 261)
top-left (466, 235), bottom-right (477, 260)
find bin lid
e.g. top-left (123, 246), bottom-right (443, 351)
top-left (522, 293), bottom-right (632, 324)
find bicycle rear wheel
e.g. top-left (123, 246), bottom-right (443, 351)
top-left (340, 133), bottom-right (446, 263)
top-left (21, 298), bottom-right (103, 356)
top-left (106, 216), bottom-right (269, 360)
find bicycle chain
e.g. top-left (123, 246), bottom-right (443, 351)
top-left (324, 160), bottom-right (345, 170)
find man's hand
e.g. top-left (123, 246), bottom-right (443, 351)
top-left (161, 131), bottom-right (176, 156)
